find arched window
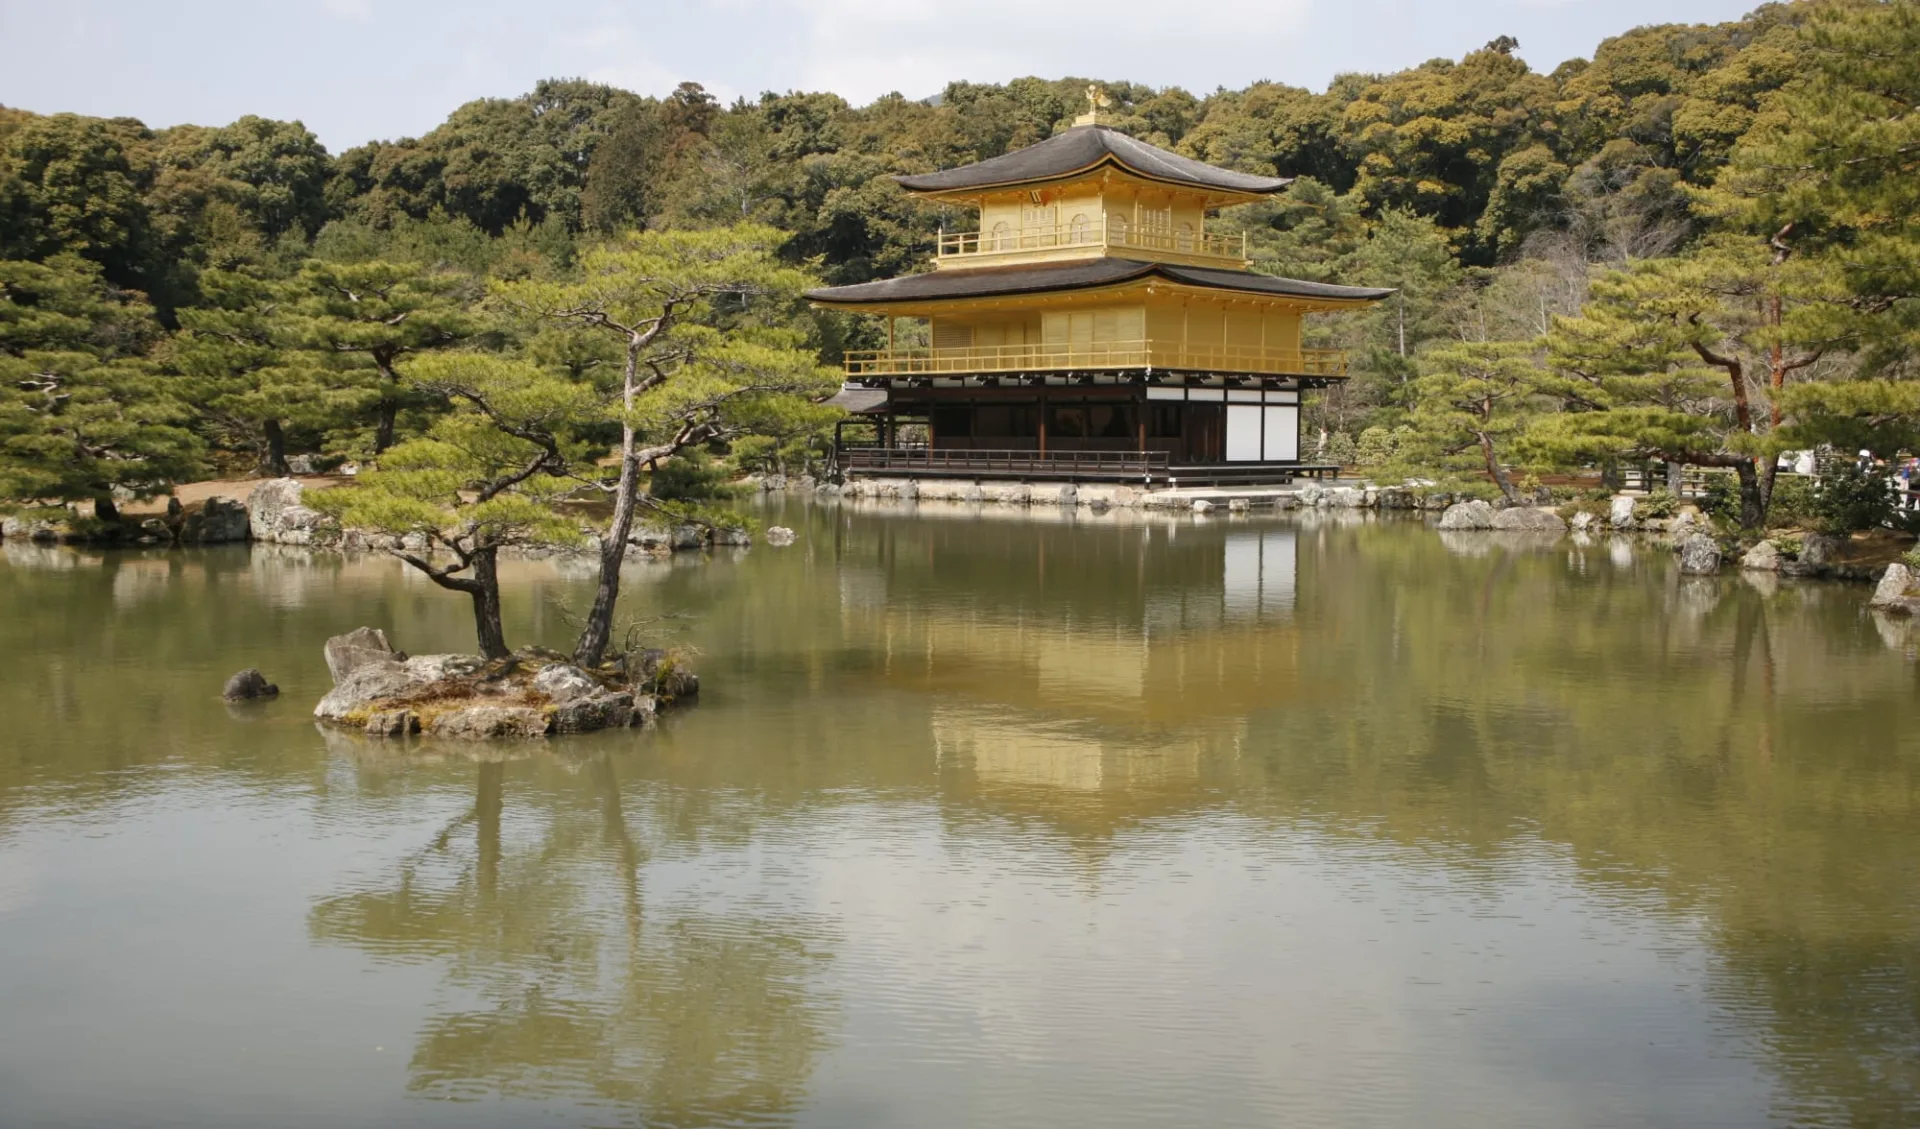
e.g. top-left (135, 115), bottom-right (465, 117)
top-left (1108, 213), bottom-right (1129, 245)
top-left (1176, 222), bottom-right (1195, 251)
top-left (989, 221), bottom-right (1011, 250)
top-left (1068, 213), bottom-right (1091, 244)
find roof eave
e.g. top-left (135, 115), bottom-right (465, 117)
top-left (892, 156), bottom-right (1288, 203)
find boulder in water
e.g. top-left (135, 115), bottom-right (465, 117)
top-left (1740, 541), bottom-right (1781, 572)
top-left (1870, 562), bottom-right (1916, 612)
top-left (222, 668), bottom-right (279, 700)
top-left (1608, 495), bottom-right (1637, 530)
top-left (1677, 533), bottom-right (1723, 575)
top-left (1437, 500), bottom-right (1495, 530)
top-left (324, 626), bottom-right (401, 684)
top-left (765, 526), bottom-right (797, 547)
top-left (1799, 533), bottom-right (1842, 569)
top-left (1490, 507), bottom-right (1568, 534)
top-left (247, 478), bottom-right (337, 545)
top-left (180, 497), bottom-right (251, 544)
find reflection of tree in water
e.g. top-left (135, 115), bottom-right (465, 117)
top-left (308, 754), bottom-right (832, 1125)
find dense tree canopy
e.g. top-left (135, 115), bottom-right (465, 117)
top-left (1, 0), bottom-right (1917, 540)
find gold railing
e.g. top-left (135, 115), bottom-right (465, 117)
top-left (936, 216), bottom-right (1247, 263)
top-left (844, 340), bottom-right (1348, 378)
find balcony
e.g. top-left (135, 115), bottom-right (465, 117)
top-left (843, 340), bottom-right (1348, 379)
top-left (935, 216), bottom-right (1248, 267)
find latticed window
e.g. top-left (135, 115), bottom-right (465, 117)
top-left (1068, 213), bottom-right (1091, 244)
top-left (988, 222), bottom-right (1011, 250)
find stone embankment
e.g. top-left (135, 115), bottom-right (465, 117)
top-left (1433, 491), bottom-right (1909, 587)
top-left (312, 626), bottom-right (697, 740)
top-left (2, 478), bottom-right (782, 555)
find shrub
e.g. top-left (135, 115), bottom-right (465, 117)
top-left (1323, 431), bottom-right (1358, 467)
top-left (1354, 426), bottom-right (1397, 467)
top-left (1640, 489), bottom-right (1679, 519)
top-left (1811, 463), bottom-right (1895, 534)
top-left (1769, 475), bottom-right (1818, 527)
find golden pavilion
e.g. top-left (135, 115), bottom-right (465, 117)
top-left (808, 90), bottom-right (1392, 486)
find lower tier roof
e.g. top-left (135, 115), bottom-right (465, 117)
top-left (805, 258), bottom-right (1394, 310)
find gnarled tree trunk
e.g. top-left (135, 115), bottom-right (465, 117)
top-left (466, 547), bottom-right (509, 660)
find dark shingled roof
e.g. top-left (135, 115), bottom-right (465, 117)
top-left (806, 259), bottom-right (1394, 305)
top-left (894, 124), bottom-right (1289, 196)
top-left (825, 385), bottom-right (888, 413)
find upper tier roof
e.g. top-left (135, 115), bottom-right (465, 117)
top-left (806, 258), bottom-right (1393, 307)
top-left (894, 124), bottom-right (1290, 197)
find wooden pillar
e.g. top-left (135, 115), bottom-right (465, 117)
top-left (1136, 389), bottom-right (1147, 453)
top-left (1037, 388), bottom-right (1048, 457)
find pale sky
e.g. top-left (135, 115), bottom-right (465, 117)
top-left (0, 0), bottom-right (1766, 153)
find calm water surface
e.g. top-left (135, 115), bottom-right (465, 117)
top-left (0, 501), bottom-right (1916, 1128)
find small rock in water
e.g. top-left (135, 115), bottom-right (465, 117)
top-left (1191, 499), bottom-right (1214, 513)
top-left (1570, 511), bottom-right (1595, 532)
top-left (1609, 495), bottom-right (1637, 530)
top-left (765, 526), bottom-right (797, 547)
top-left (1228, 498), bottom-right (1251, 513)
top-left (222, 668), bottom-right (279, 700)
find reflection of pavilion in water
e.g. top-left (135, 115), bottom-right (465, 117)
top-left (842, 520), bottom-right (1302, 823)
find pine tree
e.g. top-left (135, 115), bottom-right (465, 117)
top-left (0, 255), bottom-right (200, 520)
top-left (493, 224), bottom-right (838, 667)
top-left (312, 354), bottom-right (589, 659)
top-left (1405, 339), bottom-right (1580, 501)
top-left (1534, 236), bottom-right (1844, 528)
top-left (272, 260), bottom-right (479, 454)
top-left (167, 269), bottom-right (359, 476)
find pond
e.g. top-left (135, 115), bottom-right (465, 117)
top-left (0, 501), bottom-right (1915, 1128)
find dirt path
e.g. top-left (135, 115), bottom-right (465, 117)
top-left (116, 476), bottom-right (353, 515)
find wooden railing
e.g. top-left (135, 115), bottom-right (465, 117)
top-left (936, 216), bottom-right (1247, 264)
top-left (843, 447), bottom-right (1171, 481)
top-left (843, 340), bottom-right (1349, 378)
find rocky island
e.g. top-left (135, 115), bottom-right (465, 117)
top-left (313, 627), bottom-right (696, 740)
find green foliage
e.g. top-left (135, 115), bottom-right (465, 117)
top-left (1404, 338), bottom-right (1574, 498)
top-left (166, 268), bottom-right (359, 474)
top-left (0, 256), bottom-right (200, 510)
top-left (648, 449), bottom-right (744, 504)
top-left (493, 224), bottom-right (841, 471)
top-left (0, 4), bottom-right (1912, 496)
top-left (1353, 426), bottom-right (1398, 467)
top-left (1810, 462), bottom-right (1895, 534)
top-left (1640, 489), bottom-right (1679, 519)
top-left (271, 259), bottom-right (480, 453)
top-left (1722, 0), bottom-right (1920, 370)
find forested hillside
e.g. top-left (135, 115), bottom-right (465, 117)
top-left (3, 0), bottom-right (1917, 532)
